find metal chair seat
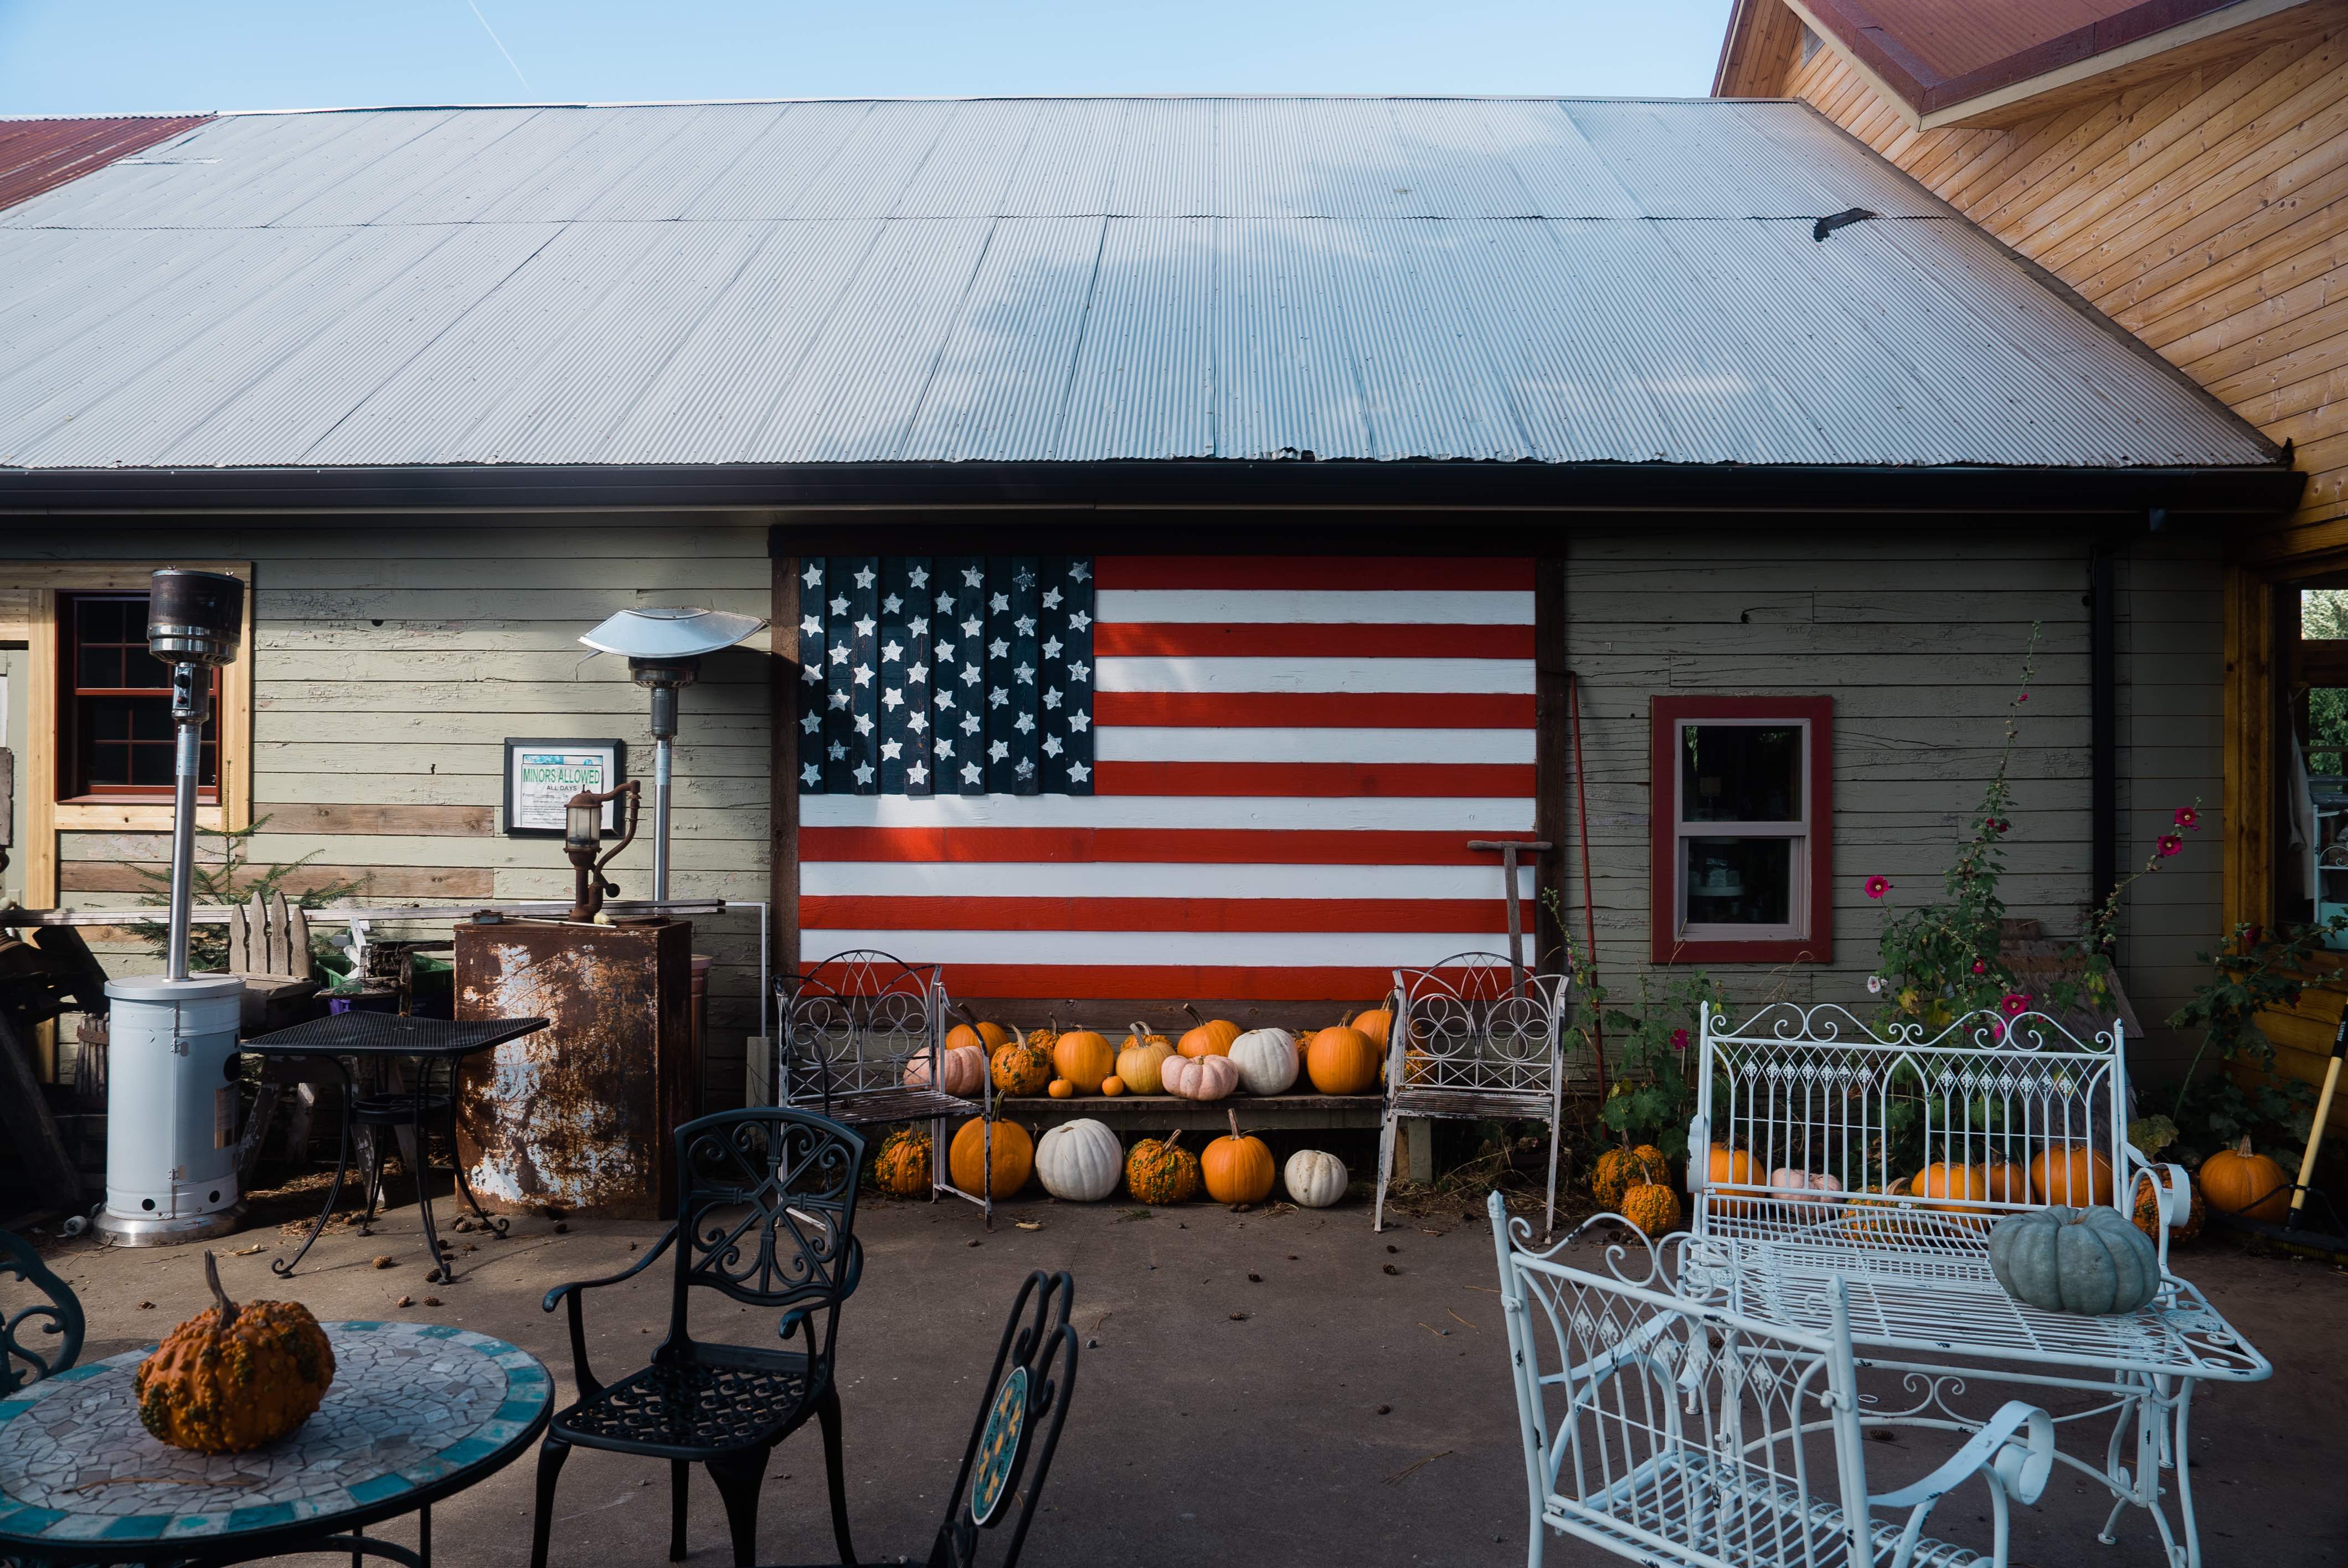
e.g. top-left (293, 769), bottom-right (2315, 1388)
top-left (805, 1084), bottom-right (977, 1127)
top-left (1584, 1452), bottom-right (1991, 1568)
top-left (552, 1349), bottom-right (818, 1457)
top-left (351, 1091), bottom-right (451, 1124)
top-left (1387, 1085), bottom-right (1552, 1121)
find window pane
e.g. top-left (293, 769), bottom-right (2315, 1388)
top-left (1680, 724), bottom-right (1803, 823)
top-left (76, 599), bottom-right (120, 645)
top-left (123, 646), bottom-right (171, 689)
top-left (130, 743), bottom-right (172, 787)
top-left (89, 697), bottom-right (133, 741)
top-left (1684, 836), bottom-right (1794, 927)
top-left (78, 644), bottom-right (123, 688)
top-left (2305, 589), bottom-right (2348, 639)
top-left (130, 699), bottom-right (173, 741)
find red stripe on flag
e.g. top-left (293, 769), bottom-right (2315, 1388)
top-left (801, 828), bottom-right (1546, 865)
top-left (1095, 761), bottom-right (1534, 797)
top-left (1096, 556), bottom-right (1534, 591)
top-left (1094, 692), bottom-right (1534, 728)
top-left (938, 964), bottom-right (1415, 1000)
top-left (802, 896), bottom-right (1532, 933)
top-left (1094, 622), bottom-right (1534, 658)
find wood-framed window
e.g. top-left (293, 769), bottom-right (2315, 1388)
top-left (2, 562), bottom-right (254, 910)
top-left (1649, 695), bottom-right (1832, 964)
top-left (56, 592), bottom-right (220, 801)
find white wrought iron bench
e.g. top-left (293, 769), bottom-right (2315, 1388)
top-left (1678, 1002), bottom-right (2268, 1568)
top-left (1490, 1190), bottom-right (2058, 1568)
top-left (775, 950), bottom-right (997, 1221)
top-left (1374, 952), bottom-right (1572, 1234)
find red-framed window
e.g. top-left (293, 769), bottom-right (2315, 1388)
top-left (56, 592), bottom-right (218, 801)
top-left (1649, 696), bottom-right (1832, 964)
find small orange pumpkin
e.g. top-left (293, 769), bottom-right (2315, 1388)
top-left (1177, 1005), bottom-right (1241, 1057)
top-left (1052, 1029), bottom-right (1116, 1094)
top-left (2132, 1170), bottom-right (2207, 1244)
top-left (873, 1127), bottom-right (932, 1195)
top-left (1047, 1079), bottom-right (1075, 1099)
top-left (1981, 1160), bottom-right (2032, 1205)
top-left (1621, 1178), bottom-right (1681, 1236)
top-left (990, 1038), bottom-right (1054, 1097)
top-left (2198, 1137), bottom-right (2289, 1224)
top-left (1306, 1025), bottom-right (1379, 1095)
top-left (1099, 1075), bottom-right (1126, 1097)
top-left (1201, 1109), bottom-right (1275, 1204)
top-left (948, 1118), bottom-right (1033, 1198)
top-left (1912, 1162), bottom-right (1989, 1218)
top-left (1126, 1131), bottom-right (1201, 1204)
top-left (1705, 1144), bottom-right (1758, 1218)
top-left (2027, 1144), bottom-right (2115, 1208)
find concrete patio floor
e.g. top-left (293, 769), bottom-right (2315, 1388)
top-left (22, 1190), bottom-right (2348, 1567)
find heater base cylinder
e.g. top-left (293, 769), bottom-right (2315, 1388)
top-left (96, 976), bottom-right (248, 1247)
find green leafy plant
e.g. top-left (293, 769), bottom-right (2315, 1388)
top-left (1545, 888), bottom-right (1722, 1160)
top-left (128, 816), bottom-right (367, 974)
top-left (2160, 919), bottom-right (2342, 1168)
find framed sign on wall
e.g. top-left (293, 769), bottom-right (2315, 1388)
top-left (503, 738), bottom-right (626, 837)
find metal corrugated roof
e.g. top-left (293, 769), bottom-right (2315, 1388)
top-left (0, 97), bottom-right (2277, 473)
top-left (0, 114), bottom-right (214, 215)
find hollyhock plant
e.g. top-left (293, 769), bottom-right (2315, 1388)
top-left (2001, 992), bottom-right (2031, 1017)
top-left (2174, 805), bottom-right (2198, 832)
top-left (2159, 834), bottom-right (2184, 857)
top-left (1670, 1028), bottom-right (1689, 1053)
top-left (1865, 874), bottom-right (1891, 900)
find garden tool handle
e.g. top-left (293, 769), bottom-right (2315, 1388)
top-left (2287, 1013), bottom-right (2347, 1227)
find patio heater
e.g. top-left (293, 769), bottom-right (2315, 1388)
top-left (96, 569), bottom-right (249, 1246)
top-left (579, 607), bottom-right (767, 903)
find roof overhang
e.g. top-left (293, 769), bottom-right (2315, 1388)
top-left (0, 460), bottom-right (2304, 520)
top-left (1718, 0), bottom-right (2318, 130)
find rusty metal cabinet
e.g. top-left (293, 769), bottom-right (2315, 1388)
top-left (454, 918), bottom-right (697, 1219)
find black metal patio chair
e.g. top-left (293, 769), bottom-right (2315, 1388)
top-left (773, 1270), bottom-right (1080, 1568)
top-left (529, 1108), bottom-right (866, 1568)
top-left (2, 1229), bottom-right (84, 1396)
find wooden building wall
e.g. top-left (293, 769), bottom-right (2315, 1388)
top-left (1560, 526), bottom-right (2224, 1071)
top-left (0, 517), bottom-right (774, 1108)
top-left (1771, 3), bottom-right (2348, 566)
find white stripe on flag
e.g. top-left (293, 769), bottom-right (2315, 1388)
top-left (1097, 589), bottom-right (1536, 625)
top-left (1095, 657), bottom-right (1535, 694)
top-left (799, 861), bottom-right (1536, 899)
top-left (1094, 726), bottom-right (1536, 763)
top-left (799, 928), bottom-right (1507, 966)
top-left (800, 795), bottom-right (1537, 831)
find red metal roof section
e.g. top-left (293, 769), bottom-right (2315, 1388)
top-left (1734, 0), bottom-right (2256, 114)
top-left (0, 115), bottom-right (213, 214)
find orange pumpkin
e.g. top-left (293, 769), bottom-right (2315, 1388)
top-left (1126, 1131), bottom-right (1201, 1204)
top-left (1118, 1025), bottom-right (1177, 1094)
top-left (1178, 1005), bottom-right (1242, 1057)
top-left (1621, 1178), bottom-right (1682, 1236)
top-left (873, 1127), bottom-right (932, 1196)
top-left (1306, 1025), bottom-right (1379, 1095)
top-left (1047, 1079), bottom-right (1075, 1100)
top-left (1912, 1162), bottom-right (1989, 1216)
top-left (1052, 1029), bottom-right (1116, 1094)
top-left (1980, 1160), bottom-right (2032, 1205)
top-left (2027, 1145), bottom-right (2115, 1209)
top-left (990, 1039), bottom-right (1053, 1097)
top-left (948, 1118), bottom-right (1033, 1198)
top-left (1349, 1008), bottom-right (1394, 1051)
top-left (2198, 1137), bottom-right (2289, 1224)
top-left (1705, 1144), bottom-right (1759, 1217)
top-left (134, 1254), bottom-right (336, 1455)
top-left (1100, 1075), bottom-right (1126, 1097)
top-left (2132, 1170), bottom-right (2207, 1244)
top-left (946, 1018), bottom-right (1014, 1054)
top-left (1201, 1109), bottom-right (1275, 1204)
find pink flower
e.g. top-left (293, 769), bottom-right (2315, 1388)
top-left (1971, 960), bottom-right (1987, 976)
top-left (1670, 1028), bottom-right (1689, 1053)
top-left (1985, 818), bottom-right (2008, 835)
top-left (2174, 806), bottom-right (2199, 832)
top-left (2016, 693), bottom-right (2029, 703)
top-left (2158, 834), bottom-right (2184, 858)
top-left (1865, 874), bottom-right (1891, 900)
top-left (2000, 992), bottom-right (2031, 1017)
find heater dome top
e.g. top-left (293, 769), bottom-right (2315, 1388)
top-left (579, 606), bottom-right (766, 661)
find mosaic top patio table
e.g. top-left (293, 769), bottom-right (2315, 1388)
top-left (0, 1319), bottom-right (550, 1566)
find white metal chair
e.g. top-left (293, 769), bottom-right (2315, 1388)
top-left (775, 950), bottom-right (997, 1222)
top-left (1374, 953), bottom-right (1572, 1234)
top-left (1489, 1190), bottom-right (2056, 1568)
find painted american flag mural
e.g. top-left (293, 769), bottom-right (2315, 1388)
top-left (796, 556), bottom-right (1538, 1000)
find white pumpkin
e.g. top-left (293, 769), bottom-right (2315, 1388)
top-left (904, 1044), bottom-right (987, 1097)
top-left (1035, 1120), bottom-right (1122, 1202)
top-left (1768, 1168), bottom-right (1842, 1205)
top-left (1285, 1149), bottom-right (1348, 1208)
top-left (1228, 1028), bottom-right (1299, 1096)
top-left (1161, 1053), bottom-right (1239, 1101)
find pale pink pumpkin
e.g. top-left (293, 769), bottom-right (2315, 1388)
top-left (1161, 1053), bottom-right (1240, 1102)
top-left (1768, 1168), bottom-right (1843, 1205)
top-left (904, 1044), bottom-right (987, 1097)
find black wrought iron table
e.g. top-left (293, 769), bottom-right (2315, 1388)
top-left (0, 1319), bottom-right (550, 1566)
top-left (242, 1012), bottom-right (547, 1282)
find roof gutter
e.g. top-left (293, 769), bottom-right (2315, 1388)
top-left (0, 461), bottom-right (2304, 519)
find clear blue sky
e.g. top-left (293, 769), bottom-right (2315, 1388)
top-left (0, 1), bottom-right (1735, 115)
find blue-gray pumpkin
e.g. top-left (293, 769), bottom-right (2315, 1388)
top-left (1987, 1205), bottom-right (2160, 1315)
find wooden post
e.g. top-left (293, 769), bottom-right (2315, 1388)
top-left (768, 542), bottom-right (801, 1107)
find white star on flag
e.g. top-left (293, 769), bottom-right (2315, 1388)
top-left (800, 762), bottom-right (821, 786)
top-left (854, 713), bottom-right (875, 736)
top-left (800, 711), bottom-right (820, 734)
top-left (988, 740), bottom-right (1010, 762)
top-left (1013, 712), bottom-right (1036, 734)
top-left (935, 642), bottom-right (956, 662)
top-left (853, 761), bottom-right (876, 786)
top-left (1068, 562), bottom-right (1090, 582)
top-left (854, 566), bottom-right (877, 589)
top-left (1043, 688), bottom-right (1062, 709)
top-left (989, 638), bottom-right (1009, 658)
top-left (882, 593), bottom-right (902, 614)
top-left (853, 616), bottom-right (877, 638)
top-left (935, 593), bottom-right (956, 612)
top-left (907, 711), bottom-right (928, 734)
top-left (1042, 587), bottom-right (1062, 608)
top-left (1043, 636), bottom-right (1062, 659)
top-left (989, 687), bottom-right (1008, 708)
top-left (961, 617), bottom-right (982, 638)
top-left (1068, 660), bottom-right (1090, 681)
top-left (830, 595), bottom-right (850, 617)
top-left (1013, 615), bottom-right (1036, 636)
top-left (991, 593), bottom-right (1010, 613)
top-left (802, 662), bottom-right (823, 685)
top-left (828, 741), bottom-right (847, 761)
top-left (960, 714), bottom-right (981, 735)
top-left (830, 644), bottom-right (850, 666)
top-left (934, 688), bottom-right (954, 709)
top-left (962, 566), bottom-right (984, 587)
top-left (1015, 757), bottom-right (1035, 778)
top-left (800, 615), bottom-right (821, 637)
top-left (829, 690), bottom-right (852, 709)
top-left (1069, 610), bottom-right (1091, 631)
top-left (907, 761), bottom-right (929, 784)
top-left (935, 739), bottom-right (955, 759)
top-left (909, 616), bottom-right (929, 636)
top-left (1015, 663), bottom-right (1035, 684)
top-left (962, 664), bottom-right (981, 685)
top-left (1068, 759), bottom-right (1090, 781)
top-left (881, 640), bottom-right (903, 663)
top-left (908, 663), bottom-right (929, 684)
top-left (802, 564), bottom-right (823, 589)
top-left (908, 565), bottom-right (929, 588)
top-left (961, 762), bottom-right (983, 785)
top-left (1043, 735), bottom-right (1063, 757)
top-left (882, 688), bottom-right (904, 711)
top-left (881, 739), bottom-right (903, 761)
top-left (852, 663), bottom-right (873, 686)
top-left (1068, 710), bottom-right (1090, 733)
